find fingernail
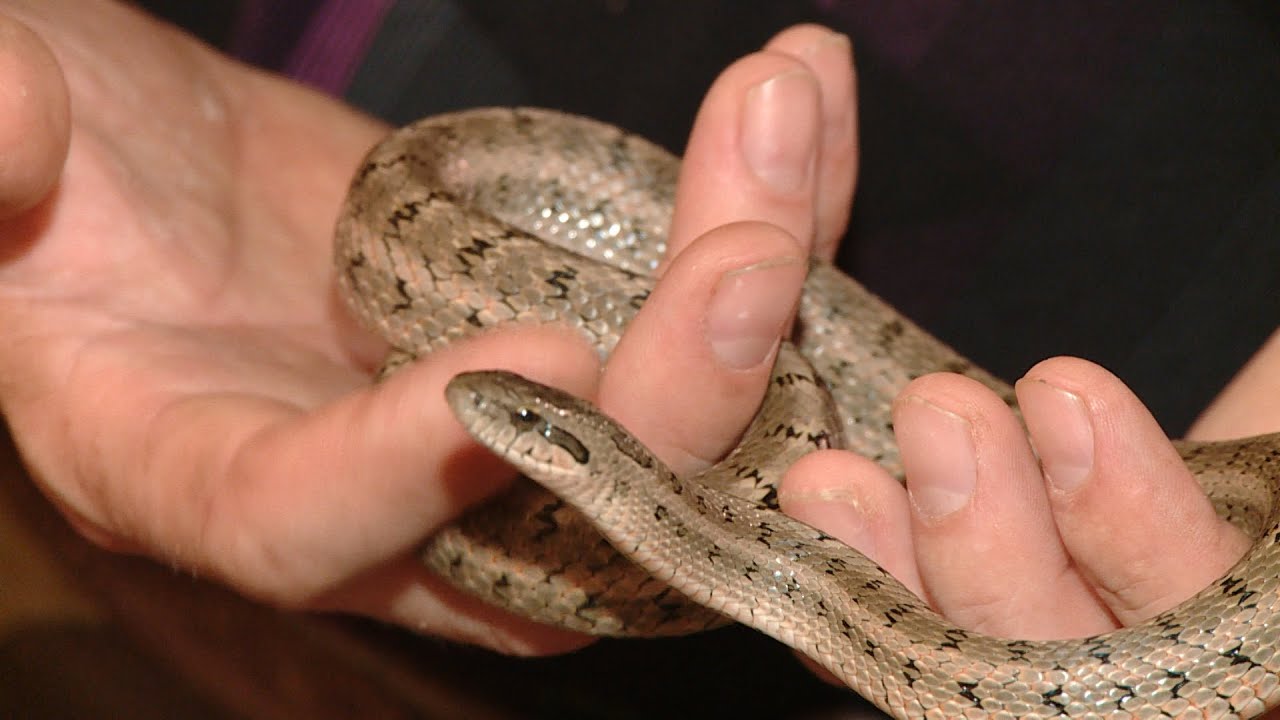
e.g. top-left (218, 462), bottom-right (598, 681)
top-left (1018, 378), bottom-right (1095, 492)
top-left (802, 32), bottom-right (855, 137)
top-left (741, 69), bottom-right (820, 193)
top-left (706, 256), bottom-right (804, 369)
top-left (898, 396), bottom-right (977, 519)
top-left (802, 29), bottom-right (853, 58)
top-left (781, 489), bottom-right (877, 559)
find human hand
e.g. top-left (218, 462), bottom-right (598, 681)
top-left (686, 17), bottom-right (1278, 698)
top-left (678, 21), bottom-right (1280, 714)
top-left (729, 18), bottom-right (1280, 670)
top-left (781, 338), bottom-right (1280, 705)
top-left (0, 0), bottom-right (590, 652)
top-left (784, 357), bottom-right (1255, 638)
top-left (778, 335), bottom-right (1280, 712)
top-left (0, 3), bottom-right (838, 655)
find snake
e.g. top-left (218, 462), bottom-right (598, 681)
top-left (335, 107), bottom-right (1280, 719)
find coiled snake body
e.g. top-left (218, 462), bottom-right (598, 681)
top-left (336, 108), bottom-right (1280, 719)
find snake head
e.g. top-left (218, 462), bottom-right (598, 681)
top-left (447, 369), bottom-right (676, 518)
top-left (446, 370), bottom-right (599, 477)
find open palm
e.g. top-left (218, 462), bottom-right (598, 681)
top-left (0, 2), bottom-right (618, 653)
top-left (0, 2), bottom-right (827, 655)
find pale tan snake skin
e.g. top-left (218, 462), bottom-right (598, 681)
top-left (336, 107), bottom-right (1280, 719)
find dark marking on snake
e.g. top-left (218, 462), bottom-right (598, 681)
top-left (546, 425), bottom-right (590, 465)
top-left (545, 267), bottom-right (578, 299)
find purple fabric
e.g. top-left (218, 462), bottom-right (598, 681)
top-left (230, 0), bottom-right (316, 70)
top-left (232, 0), bottom-right (391, 95)
top-left (820, 0), bottom-right (1157, 176)
top-left (285, 0), bottom-right (393, 94)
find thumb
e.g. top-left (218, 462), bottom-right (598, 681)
top-left (194, 326), bottom-right (601, 605)
top-left (0, 12), bottom-right (69, 221)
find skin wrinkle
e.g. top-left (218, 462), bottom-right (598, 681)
top-left (35, 322), bottom-right (135, 516)
top-left (201, 404), bottom-right (317, 602)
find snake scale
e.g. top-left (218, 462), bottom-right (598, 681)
top-left (335, 107), bottom-right (1280, 719)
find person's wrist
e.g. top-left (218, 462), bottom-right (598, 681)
top-left (1188, 329), bottom-right (1280, 441)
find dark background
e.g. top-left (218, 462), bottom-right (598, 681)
top-left (131, 0), bottom-right (1279, 436)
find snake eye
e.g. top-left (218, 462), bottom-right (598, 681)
top-left (511, 407), bottom-right (543, 431)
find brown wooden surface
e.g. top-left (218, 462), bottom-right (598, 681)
top-left (0, 423), bottom-right (869, 719)
top-left (0, 425), bottom-right (518, 719)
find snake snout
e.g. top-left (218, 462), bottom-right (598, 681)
top-left (443, 371), bottom-right (490, 418)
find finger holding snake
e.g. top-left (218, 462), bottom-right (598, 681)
top-left (334, 33), bottom-right (854, 643)
top-left (1011, 359), bottom-right (1250, 627)
top-left (790, 360), bottom-right (1252, 640)
top-left (667, 24), bottom-right (857, 264)
top-left (757, 27), bottom-right (1277, 660)
top-left (327, 43), bottom-right (839, 646)
top-left (604, 31), bottom-right (857, 476)
top-left (757, 22), bottom-right (1263, 685)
